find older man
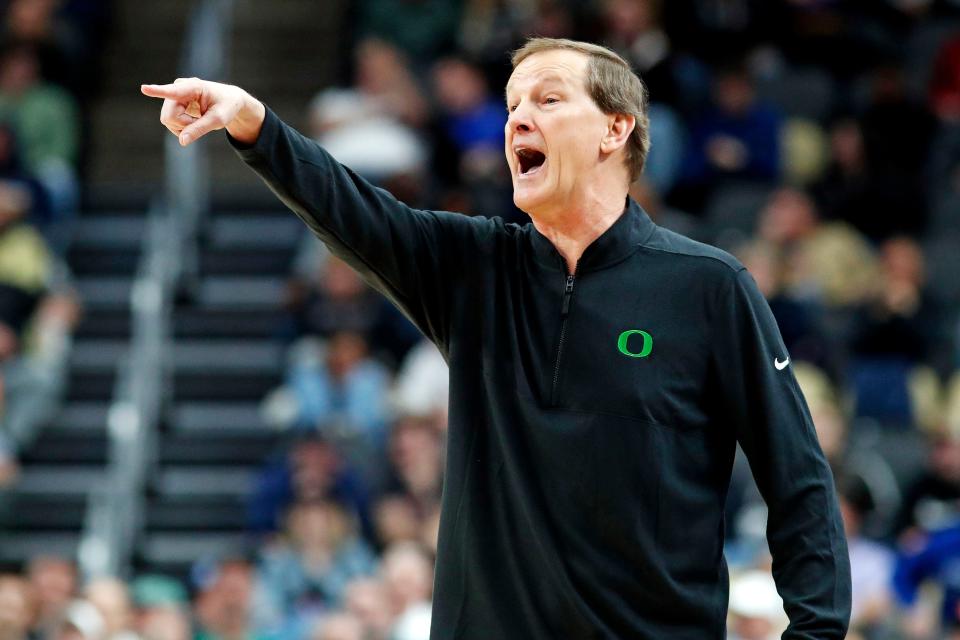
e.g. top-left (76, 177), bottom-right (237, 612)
top-left (142, 38), bottom-right (850, 639)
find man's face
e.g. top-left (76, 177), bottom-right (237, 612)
top-left (505, 49), bottom-right (613, 217)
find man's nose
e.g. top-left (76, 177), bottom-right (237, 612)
top-left (508, 105), bottom-right (534, 133)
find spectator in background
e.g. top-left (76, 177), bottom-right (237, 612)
top-left (0, 168), bottom-right (51, 351)
top-left (0, 169), bottom-right (81, 489)
top-left (257, 500), bottom-right (377, 638)
top-left (247, 435), bottom-right (373, 542)
top-left (0, 122), bottom-right (50, 230)
top-left (812, 116), bottom-right (879, 239)
top-left (26, 555), bottom-right (77, 637)
top-left (372, 494), bottom-right (421, 551)
top-left (358, 0), bottom-right (462, 69)
top-left (746, 187), bottom-right (878, 382)
top-left (3, 0), bottom-right (112, 100)
top-left (661, 0), bottom-right (777, 62)
top-left (342, 577), bottom-right (394, 640)
top-left (0, 40), bottom-right (78, 249)
top-left (430, 56), bottom-right (513, 219)
top-left (929, 32), bottom-right (960, 122)
top-left (380, 543), bottom-right (432, 630)
top-left (598, 0), bottom-right (683, 108)
top-left (193, 557), bottom-right (267, 640)
top-left (643, 104), bottom-right (686, 197)
top-left (84, 578), bottom-right (140, 640)
top-left (854, 236), bottom-right (940, 361)
top-left (774, 0), bottom-right (854, 73)
top-left (678, 62), bottom-right (782, 211)
top-left (281, 253), bottom-right (419, 369)
top-left (726, 570), bottom-right (788, 640)
top-left (385, 417), bottom-right (443, 512)
top-left (390, 339), bottom-right (448, 427)
top-left (431, 56), bottom-right (505, 165)
top-left (756, 186), bottom-right (876, 309)
top-left (130, 575), bottom-right (191, 640)
top-left (391, 607), bottom-right (431, 640)
top-left (456, 0), bottom-right (530, 76)
top-left (600, 0), bottom-right (691, 200)
top-left (284, 332), bottom-right (392, 486)
top-left (455, 0), bottom-right (582, 90)
top-left (894, 521), bottom-right (960, 639)
top-left (837, 476), bottom-right (895, 638)
top-left (849, 236), bottom-right (943, 424)
top-left (308, 39), bottom-right (428, 185)
top-left (628, 177), bottom-right (699, 239)
top-left (521, 0), bottom-right (577, 41)
top-left (895, 426), bottom-right (960, 537)
top-left (0, 573), bottom-right (33, 640)
top-left (856, 63), bottom-right (937, 240)
top-left (0, 279), bottom-right (80, 490)
top-left (309, 612), bottom-right (365, 640)
top-left (48, 599), bottom-right (106, 640)
top-left (372, 416), bottom-right (443, 548)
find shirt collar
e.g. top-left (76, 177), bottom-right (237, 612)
top-left (529, 197), bottom-right (658, 273)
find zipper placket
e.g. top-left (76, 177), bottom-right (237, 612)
top-left (550, 267), bottom-right (577, 406)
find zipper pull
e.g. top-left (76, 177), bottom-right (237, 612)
top-left (561, 275), bottom-right (575, 316)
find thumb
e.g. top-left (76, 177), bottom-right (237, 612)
top-left (178, 104), bottom-right (228, 146)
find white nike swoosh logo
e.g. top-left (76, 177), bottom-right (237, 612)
top-left (774, 357), bottom-right (790, 370)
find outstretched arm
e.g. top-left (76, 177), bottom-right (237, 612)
top-left (141, 79), bottom-right (485, 352)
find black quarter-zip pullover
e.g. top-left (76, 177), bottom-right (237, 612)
top-left (231, 108), bottom-right (852, 640)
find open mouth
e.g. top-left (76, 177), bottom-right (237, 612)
top-left (516, 148), bottom-right (546, 176)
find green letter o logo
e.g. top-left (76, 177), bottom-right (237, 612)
top-left (617, 330), bottom-right (653, 358)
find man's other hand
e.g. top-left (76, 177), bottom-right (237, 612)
top-left (140, 78), bottom-right (266, 147)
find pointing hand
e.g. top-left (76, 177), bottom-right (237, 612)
top-left (140, 77), bottom-right (265, 146)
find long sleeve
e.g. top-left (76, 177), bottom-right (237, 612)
top-left (714, 268), bottom-right (852, 638)
top-left (229, 107), bottom-right (485, 352)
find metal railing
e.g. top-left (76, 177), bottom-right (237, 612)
top-left (79, 203), bottom-right (174, 577)
top-left (79, 0), bottom-right (234, 579)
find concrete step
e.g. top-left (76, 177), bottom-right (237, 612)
top-left (70, 339), bottom-right (127, 374)
top-left (139, 531), bottom-right (247, 569)
top-left (171, 339), bottom-right (283, 375)
top-left (53, 402), bottom-right (111, 433)
top-left (169, 402), bottom-right (268, 434)
top-left (74, 276), bottom-right (132, 310)
top-left (0, 533), bottom-right (80, 563)
top-left (14, 466), bottom-right (106, 496)
top-left (73, 213), bottom-right (148, 250)
top-left (87, 0), bottom-right (348, 204)
top-left (20, 432), bottom-right (109, 465)
top-left (156, 466), bottom-right (254, 498)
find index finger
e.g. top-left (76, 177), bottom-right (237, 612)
top-left (140, 83), bottom-right (196, 101)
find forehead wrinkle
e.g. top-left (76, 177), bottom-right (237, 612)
top-left (505, 62), bottom-right (584, 100)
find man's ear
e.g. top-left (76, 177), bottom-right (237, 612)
top-left (600, 113), bottom-right (635, 154)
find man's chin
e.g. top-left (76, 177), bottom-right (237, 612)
top-left (512, 187), bottom-right (549, 217)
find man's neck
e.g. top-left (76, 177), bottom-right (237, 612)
top-left (530, 188), bottom-right (629, 274)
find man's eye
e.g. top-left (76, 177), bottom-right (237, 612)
top-left (545, 97), bottom-right (559, 104)
top-left (508, 105), bottom-right (517, 113)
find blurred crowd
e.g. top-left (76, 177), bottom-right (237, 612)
top-left (4, 0), bottom-right (960, 639)
top-left (0, 0), bottom-right (100, 499)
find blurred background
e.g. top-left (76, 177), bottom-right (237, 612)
top-left (0, 0), bottom-right (958, 639)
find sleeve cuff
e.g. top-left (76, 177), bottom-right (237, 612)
top-left (226, 105), bottom-right (280, 157)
